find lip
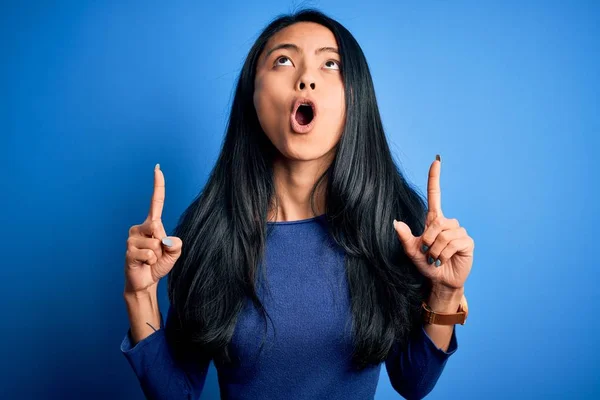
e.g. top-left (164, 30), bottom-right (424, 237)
top-left (290, 96), bottom-right (317, 134)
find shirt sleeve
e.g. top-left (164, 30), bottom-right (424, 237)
top-left (384, 324), bottom-right (458, 399)
top-left (120, 304), bottom-right (211, 400)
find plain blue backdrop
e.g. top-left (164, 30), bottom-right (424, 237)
top-left (1, 0), bottom-right (598, 399)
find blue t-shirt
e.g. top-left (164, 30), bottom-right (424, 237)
top-left (121, 214), bottom-right (458, 399)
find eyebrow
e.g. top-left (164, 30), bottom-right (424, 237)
top-left (264, 43), bottom-right (339, 60)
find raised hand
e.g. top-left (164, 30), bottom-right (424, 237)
top-left (124, 164), bottom-right (183, 295)
top-left (393, 155), bottom-right (474, 291)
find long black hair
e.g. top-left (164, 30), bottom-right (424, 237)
top-left (166, 8), bottom-right (430, 371)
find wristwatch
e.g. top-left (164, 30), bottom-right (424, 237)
top-left (422, 293), bottom-right (469, 325)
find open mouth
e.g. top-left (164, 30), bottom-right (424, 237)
top-left (295, 104), bottom-right (314, 125)
top-left (290, 98), bottom-right (317, 133)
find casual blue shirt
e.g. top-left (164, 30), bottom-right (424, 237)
top-left (121, 214), bottom-right (458, 399)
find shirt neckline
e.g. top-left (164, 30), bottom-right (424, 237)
top-left (266, 213), bottom-right (327, 225)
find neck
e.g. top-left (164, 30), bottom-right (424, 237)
top-left (268, 153), bottom-right (333, 222)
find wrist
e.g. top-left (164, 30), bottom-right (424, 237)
top-left (427, 285), bottom-right (464, 313)
top-left (123, 285), bottom-right (161, 344)
top-left (123, 282), bottom-right (159, 300)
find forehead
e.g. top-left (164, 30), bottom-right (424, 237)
top-left (264, 22), bottom-right (337, 53)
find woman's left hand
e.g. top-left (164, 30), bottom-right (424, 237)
top-left (393, 155), bottom-right (475, 292)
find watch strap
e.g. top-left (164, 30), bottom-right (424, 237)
top-left (422, 294), bottom-right (468, 325)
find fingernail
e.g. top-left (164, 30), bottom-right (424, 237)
top-left (162, 237), bottom-right (172, 247)
top-left (428, 255), bottom-right (435, 265)
top-left (393, 219), bottom-right (397, 228)
top-left (436, 154), bottom-right (441, 162)
top-left (155, 163), bottom-right (160, 170)
top-left (435, 259), bottom-right (441, 267)
top-left (421, 244), bottom-right (429, 253)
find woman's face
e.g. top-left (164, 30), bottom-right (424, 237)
top-left (253, 22), bottom-right (345, 162)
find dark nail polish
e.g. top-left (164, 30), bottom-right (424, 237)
top-left (436, 154), bottom-right (441, 162)
top-left (428, 255), bottom-right (435, 265)
top-left (421, 244), bottom-right (429, 253)
top-left (435, 259), bottom-right (441, 267)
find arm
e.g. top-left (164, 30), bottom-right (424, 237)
top-left (121, 292), bottom-right (210, 399)
top-left (385, 326), bottom-right (458, 399)
top-left (385, 288), bottom-right (461, 399)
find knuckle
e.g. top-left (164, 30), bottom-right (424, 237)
top-left (137, 221), bottom-right (148, 235)
top-left (421, 235), bottom-right (432, 246)
top-left (438, 252), bottom-right (448, 263)
top-left (128, 225), bottom-right (137, 236)
top-left (446, 243), bottom-right (457, 253)
top-left (422, 227), bottom-right (434, 240)
top-left (151, 220), bottom-right (162, 232)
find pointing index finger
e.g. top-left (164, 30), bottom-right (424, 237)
top-left (427, 155), bottom-right (443, 215)
top-left (149, 163), bottom-right (165, 221)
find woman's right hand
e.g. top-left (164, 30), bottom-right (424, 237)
top-left (124, 164), bottom-right (182, 295)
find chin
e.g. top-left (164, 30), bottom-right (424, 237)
top-left (265, 121), bottom-right (341, 162)
top-left (276, 138), bottom-right (337, 162)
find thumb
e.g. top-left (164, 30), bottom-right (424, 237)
top-left (161, 236), bottom-right (183, 257)
top-left (393, 219), bottom-right (418, 256)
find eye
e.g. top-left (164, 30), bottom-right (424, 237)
top-left (324, 60), bottom-right (341, 70)
top-left (274, 56), bottom-right (293, 67)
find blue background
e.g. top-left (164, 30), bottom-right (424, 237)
top-left (1, 0), bottom-right (598, 398)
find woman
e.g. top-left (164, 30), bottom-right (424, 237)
top-left (121, 8), bottom-right (474, 400)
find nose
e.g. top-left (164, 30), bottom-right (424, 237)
top-left (296, 64), bottom-right (317, 91)
top-left (298, 81), bottom-right (316, 91)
